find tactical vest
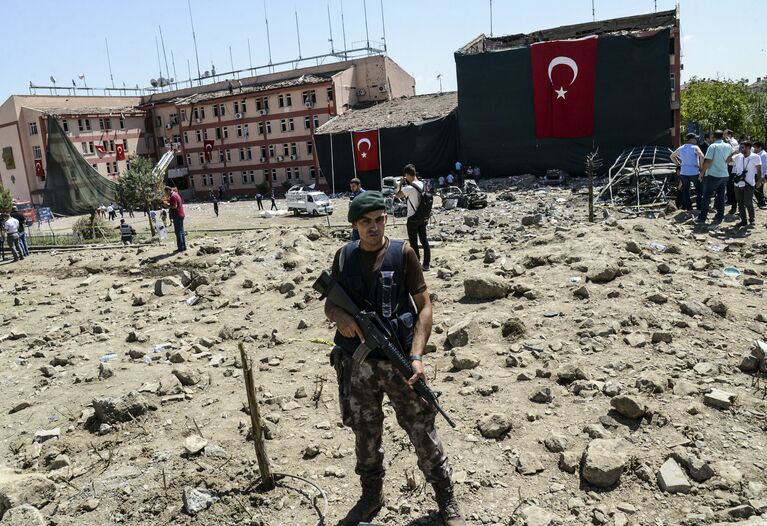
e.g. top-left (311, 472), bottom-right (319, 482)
top-left (333, 239), bottom-right (417, 358)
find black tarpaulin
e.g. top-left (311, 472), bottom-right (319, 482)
top-left (455, 29), bottom-right (672, 176)
top-left (316, 111), bottom-right (458, 192)
top-left (42, 115), bottom-right (118, 215)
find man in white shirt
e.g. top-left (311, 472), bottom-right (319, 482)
top-left (753, 141), bottom-right (767, 209)
top-left (724, 130), bottom-right (740, 215)
top-left (396, 164), bottom-right (431, 271)
top-left (446, 172), bottom-right (455, 186)
top-left (726, 139), bottom-right (762, 227)
top-left (2, 214), bottom-right (24, 262)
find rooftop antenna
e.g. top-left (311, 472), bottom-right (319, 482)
top-left (327, 2), bottom-right (335, 53)
top-left (363, 0), bottom-right (371, 54)
top-left (187, 59), bottom-right (193, 88)
top-left (490, 0), bottom-right (493, 37)
top-left (187, 0), bottom-right (202, 85)
top-left (171, 49), bottom-right (178, 89)
top-left (294, 6), bottom-right (303, 60)
top-left (380, 0), bottom-right (387, 53)
top-left (592, 0), bottom-right (596, 22)
top-left (437, 73), bottom-right (443, 94)
top-left (105, 37), bottom-right (115, 89)
top-left (78, 73), bottom-right (87, 89)
top-left (248, 38), bottom-right (253, 70)
top-left (654, 0), bottom-right (657, 12)
top-left (159, 25), bottom-right (171, 85)
top-left (264, 0), bottom-right (273, 70)
top-left (154, 36), bottom-right (163, 89)
top-left (229, 46), bottom-right (236, 79)
top-left (340, 0), bottom-right (348, 60)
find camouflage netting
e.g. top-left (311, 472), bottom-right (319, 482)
top-left (42, 114), bottom-right (118, 216)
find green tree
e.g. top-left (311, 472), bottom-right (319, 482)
top-left (116, 156), bottom-right (164, 235)
top-left (681, 77), bottom-right (751, 134)
top-left (0, 185), bottom-right (11, 214)
top-left (745, 91), bottom-right (767, 140)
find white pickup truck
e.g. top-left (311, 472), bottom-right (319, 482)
top-left (285, 185), bottom-right (334, 216)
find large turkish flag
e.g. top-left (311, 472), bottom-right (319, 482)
top-left (531, 36), bottom-right (598, 139)
top-left (352, 130), bottom-right (379, 172)
top-left (115, 143), bottom-right (126, 161)
top-left (34, 159), bottom-right (45, 177)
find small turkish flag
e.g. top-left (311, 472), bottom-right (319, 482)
top-left (203, 139), bottom-right (215, 161)
top-left (351, 130), bottom-right (379, 172)
top-left (116, 143), bottom-right (126, 161)
top-left (34, 159), bottom-right (45, 177)
top-left (531, 36), bottom-right (598, 139)
top-left (95, 144), bottom-right (106, 156)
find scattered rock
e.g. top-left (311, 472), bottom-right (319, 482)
top-left (516, 451), bottom-right (544, 475)
top-left (581, 438), bottom-right (629, 487)
top-left (573, 286), bottom-right (590, 299)
top-left (476, 414), bottom-right (513, 439)
top-left (704, 388), bottom-right (736, 410)
top-left (0, 472), bottom-right (57, 515)
top-left (657, 458), bottom-right (691, 494)
top-left (0, 504), bottom-right (45, 525)
top-left (184, 435), bottom-right (208, 455)
top-left (446, 318), bottom-right (478, 348)
top-left (92, 391), bottom-right (151, 424)
top-left (610, 395), bottom-right (646, 419)
top-left (587, 265), bottom-right (620, 284)
top-left (529, 387), bottom-right (553, 404)
top-left (154, 277), bottom-right (183, 297)
top-left (182, 487), bottom-right (217, 515)
top-left (544, 434), bottom-right (568, 453)
top-left (516, 504), bottom-right (557, 526)
top-left (501, 317), bottom-right (526, 340)
top-left (463, 275), bottom-right (510, 300)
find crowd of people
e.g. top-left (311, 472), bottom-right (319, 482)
top-left (671, 129), bottom-right (765, 228)
top-left (437, 161), bottom-right (480, 190)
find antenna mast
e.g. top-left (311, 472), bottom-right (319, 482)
top-left (363, 0), bottom-right (371, 54)
top-left (154, 36), bottom-right (163, 89)
top-left (248, 38), bottom-right (253, 70)
top-left (295, 7), bottom-right (303, 59)
top-left (341, 0), bottom-right (348, 60)
top-left (327, 2), bottom-right (335, 53)
top-left (188, 0), bottom-right (202, 85)
top-left (380, 0), bottom-right (387, 53)
top-left (159, 26), bottom-right (171, 84)
top-left (592, 0), bottom-right (596, 21)
top-left (264, 0), bottom-right (273, 69)
top-left (171, 50), bottom-right (178, 89)
top-left (105, 37), bottom-right (115, 89)
top-left (490, 0), bottom-right (493, 37)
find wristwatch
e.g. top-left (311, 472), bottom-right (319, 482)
top-left (410, 355), bottom-right (422, 362)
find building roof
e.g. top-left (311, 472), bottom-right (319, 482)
top-left (315, 92), bottom-right (457, 134)
top-left (458, 9), bottom-right (677, 54)
top-left (23, 104), bottom-right (145, 116)
top-left (144, 72), bottom-right (340, 106)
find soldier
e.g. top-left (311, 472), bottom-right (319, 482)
top-left (323, 191), bottom-right (464, 526)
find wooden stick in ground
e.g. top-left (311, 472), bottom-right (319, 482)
top-left (239, 342), bottom-right (275, 490)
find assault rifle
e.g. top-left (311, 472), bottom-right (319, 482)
top-left (313, 270), bottom-right (457, 428)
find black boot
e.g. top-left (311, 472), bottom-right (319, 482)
top-left (338, 477), bottom-right (384, 525)
top-left (433, 480), bottom-right (465, 526)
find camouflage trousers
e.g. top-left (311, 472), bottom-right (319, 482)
top-left (333, 349), bottom-right (452, 484)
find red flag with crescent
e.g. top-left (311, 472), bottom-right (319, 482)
top-left (34, 159), bottom-right (45, 177)
top-left (351, 129), bottom-right (379, 172)
top-left (115, 143), bottom-right (126, 161)
top-left (203, 139), bottom-right (215, 161)
top-left (531, 36), bottom-right (598, 139)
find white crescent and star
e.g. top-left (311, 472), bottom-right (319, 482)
top-left (547, 56), bottom-right (579, 100)
top-left (356, 137), bottom-right (371, 158)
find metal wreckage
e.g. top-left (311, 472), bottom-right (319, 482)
top-left (382, 178), bottom-right (488, 217)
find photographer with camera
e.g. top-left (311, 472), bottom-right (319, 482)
top-left (396, 164), bottom-right (432, 272)
top-left (726, 140), bottom-right (762, 228)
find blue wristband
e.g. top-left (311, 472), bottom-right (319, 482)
top-left (410, 355), bottom-right (422, 362)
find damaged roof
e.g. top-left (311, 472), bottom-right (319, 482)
top-left (316, 92), bottom-right (457, 134)
top-left (458, 9), bottom-right (677, 54)
top-left (144, 73), bottom-right (340, 106)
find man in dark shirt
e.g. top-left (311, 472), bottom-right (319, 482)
top-left (349, 178), bottom-right (365, 241)
top-left (324, 192), bottom-right (464, 526)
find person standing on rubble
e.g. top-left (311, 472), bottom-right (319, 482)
top-left (752, 141), bottom-right (767, 209)
top-left (671, 133), bottom-right (705, 212)
top-left (725, 129), bottom-right (740, 215)
top-left (397, 164), bottom-right (431, 272)
top-left (697, 130), bottom-right (733, 225)
top-left (726, 139), bottom-right (762, 228)
top-left (324, 191), bottom-right (464, 526)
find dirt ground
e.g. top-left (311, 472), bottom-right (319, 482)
top-left (1, 178), bottom-right (766, 526)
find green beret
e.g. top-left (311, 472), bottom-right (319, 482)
top-left (348, 191), bottom-right (385, 223)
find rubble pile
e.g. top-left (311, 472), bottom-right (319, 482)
top-left (0, 178), bottom-right (765, 525)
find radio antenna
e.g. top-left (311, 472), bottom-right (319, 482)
top-left (105, 37), bottom-right (115, 89)
top-left (264, 0), bottom-right (273, 69)
top-left (340, 0), bottom-right (348, 60)
top-left (294, 6), bottom-right (303, 59)
top-left (187, 0), bottom-right (202, 85)
top-left (327, 2), bottom-right (335, 53)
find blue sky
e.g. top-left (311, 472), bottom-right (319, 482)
top-left (1, 0), bottom-right (763, 99)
